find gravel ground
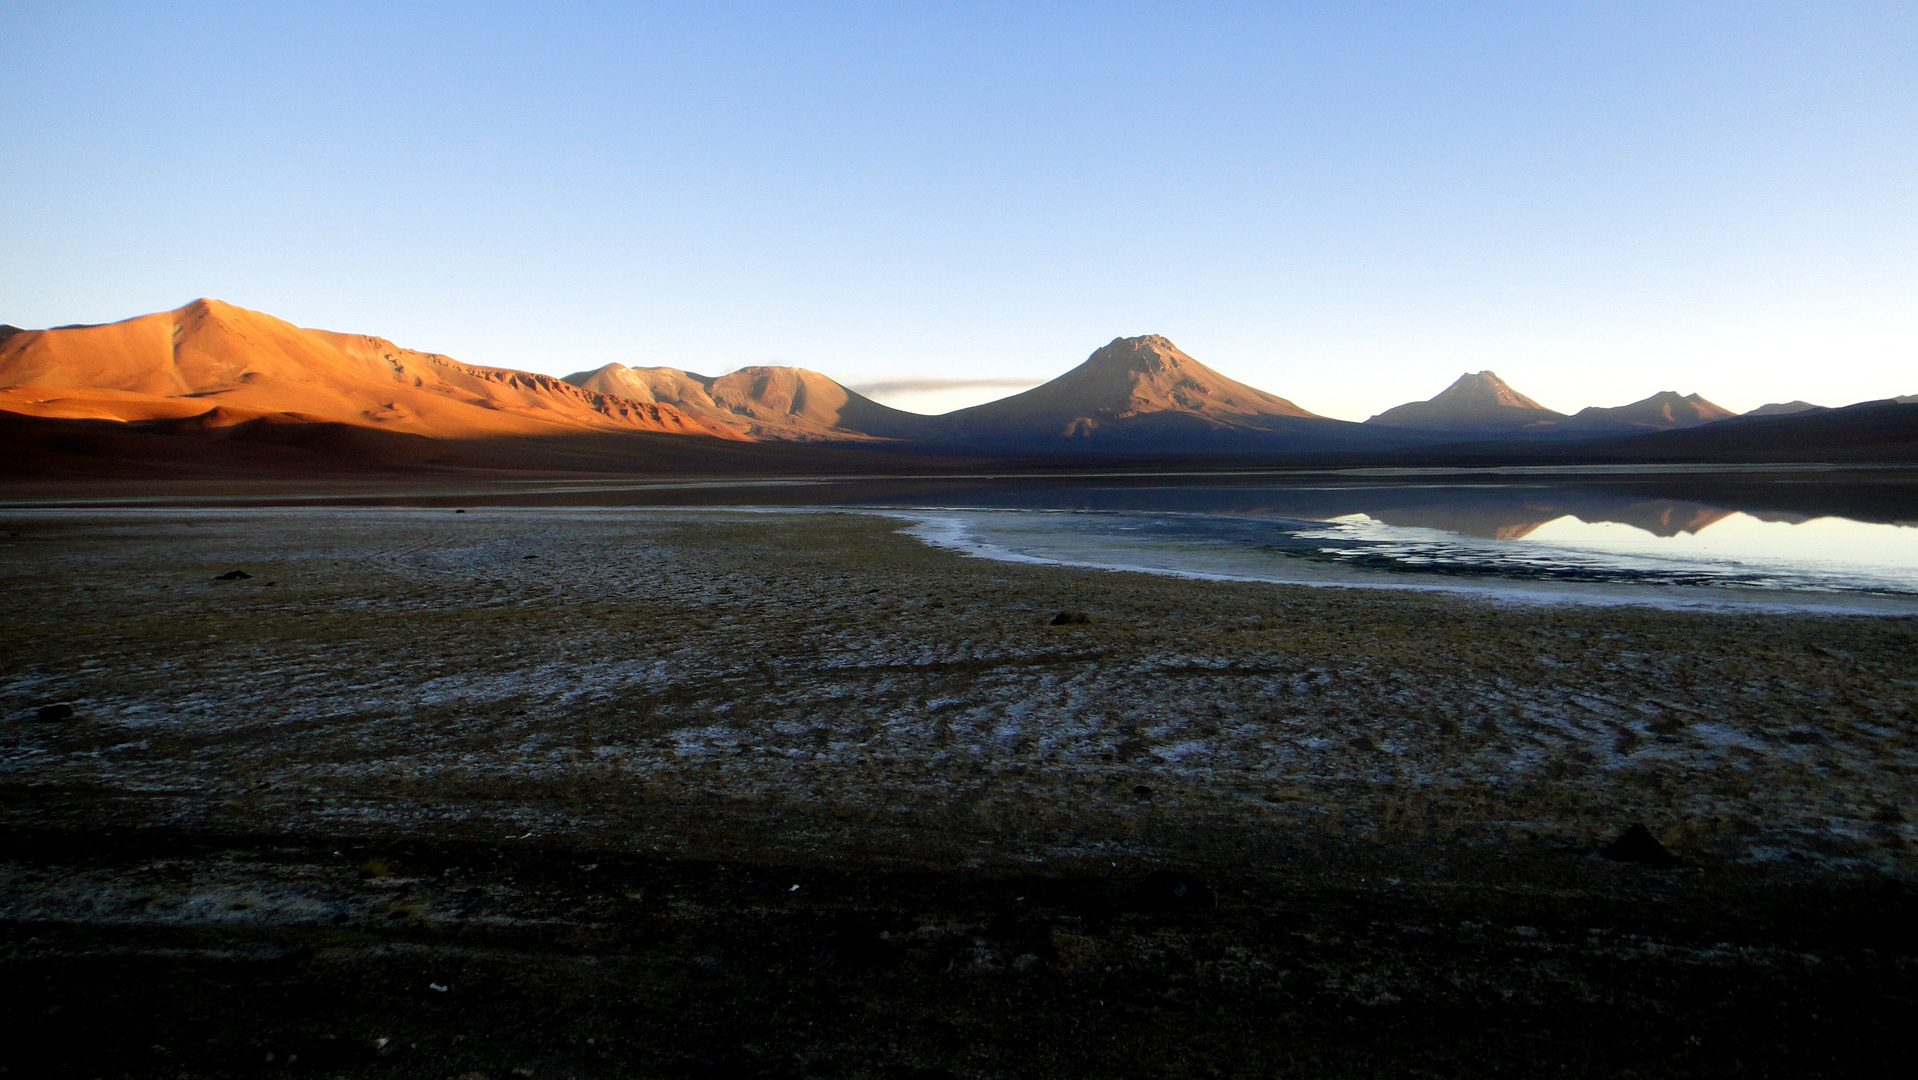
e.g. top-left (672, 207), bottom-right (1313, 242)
top-left (3, 506), bottom-right (1917, 1078)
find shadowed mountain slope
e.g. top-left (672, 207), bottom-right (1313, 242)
top-left (0, 406), bottom-right (966, 483)
top-left (1396, 399), bottom-right (1918, 467)
top-left (564, 363), bottom-right (931, 441)
top-left (1366, 371), bottom-right (1566, 433)
top-left (0, 299), bottom-right (742, 441)
top-left (1578, 399), bottom-right (1918, 463)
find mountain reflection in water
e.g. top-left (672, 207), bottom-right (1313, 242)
top-left (1312, 495), bottom-right (1740, 540)
top-left (827, 469), bottom-right (1918, 603)
top-left (1365, 493), bottom-right (1839, 540)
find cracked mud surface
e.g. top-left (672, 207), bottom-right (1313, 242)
top-left (3, 506), bottom-right (1917, 1077)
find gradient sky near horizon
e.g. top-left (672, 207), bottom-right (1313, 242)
top-left (3, 2), bottom-right (1915, 419)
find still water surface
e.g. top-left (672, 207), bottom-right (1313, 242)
top-left (811, 469), bottom-right (1918, 611)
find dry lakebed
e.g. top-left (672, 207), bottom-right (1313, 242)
top-left (3, 505), bottom-right (1916, 1078)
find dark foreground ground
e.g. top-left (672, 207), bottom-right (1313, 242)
top-left (8, 824), bottom-right (1918, 1080)
top-left (3, 505), bottom-right (1916, 1078)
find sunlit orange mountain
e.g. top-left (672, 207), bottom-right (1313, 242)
top-left (0, 299), bottom-right (744, 441)
top-left (563, 362), bottom-right (928, 441)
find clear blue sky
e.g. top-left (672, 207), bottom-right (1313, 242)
top-left (3, 2), bottom-right (1914, 418)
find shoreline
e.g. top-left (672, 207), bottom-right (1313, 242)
top-left (10, 497), bottom-right (1918, 616)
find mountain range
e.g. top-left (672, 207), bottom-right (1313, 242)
top-left (0, 299), bottom-right (741, 441)
top-left (2, 299), bottom-right (1912, 474)
top-left (564, 361), bottom-right (925, 442)
top-left (1365, 371), bottom-right (1742, 435)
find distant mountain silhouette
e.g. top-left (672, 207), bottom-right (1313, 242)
top-left (1561, 391), bottom-right (1735, 433)
top-left (1370, 378), bottom-right (1744, 437)
top-left (1578, 399), bottom-right (1918, 463)
top-left (1365, 371), bottom-right (1566, 434)
top-left (1745, 400), bottom-right (1826, 417)
top-left (1403, 399), bottom-right (1918, 466)
top-left (564, 362), bottom-right (928, 441)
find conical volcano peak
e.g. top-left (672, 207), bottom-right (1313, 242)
top-left (1367, 371), bottom-right (1564, 432)
top-left (944, 334), bottom-right (1323, 435)
top-left (1081, 334), bottom-right (1194, 376)
top-left (1099, 334), bottom-right (1180, 353)
top-left (1433, 371), bottom-right (1551, 412)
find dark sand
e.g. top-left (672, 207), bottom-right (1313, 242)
top-left (3, 506), bottom-right (1916, 1077)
